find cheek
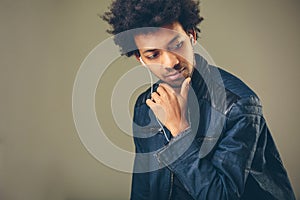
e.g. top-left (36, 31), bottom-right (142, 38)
top-left (176, 45), bottom-right (194, 65)
top-left (147, 65), bottom-right (164, 77)
top-left (184, 46), bottom-right (194, 64)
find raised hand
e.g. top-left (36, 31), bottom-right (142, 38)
top-left (146, 77), bottom-right (191, 137)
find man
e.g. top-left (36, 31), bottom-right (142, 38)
top-left (102, 0), bottom-right (295, 199)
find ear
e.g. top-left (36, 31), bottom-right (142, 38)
top-left (187, 29), bottom-right (196, 44)
top-left (134, 52), bottom-right (141, 62)
top-left (135, 53), bottom-right (147, 67)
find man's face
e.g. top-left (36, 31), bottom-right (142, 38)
top-left (134, 22), bottom-right (195, 88)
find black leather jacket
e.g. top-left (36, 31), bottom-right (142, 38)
top-left (131, 54), bottom-right (295, 200)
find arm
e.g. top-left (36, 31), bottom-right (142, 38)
top-left (155, 96), bottom-right (262, 199)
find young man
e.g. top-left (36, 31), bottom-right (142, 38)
top-left (103, 0), bottom-right (295, 199)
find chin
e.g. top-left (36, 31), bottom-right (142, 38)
top-left (167, 78), bottom-right (185, 88)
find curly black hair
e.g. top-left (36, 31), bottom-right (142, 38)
top-left (102, 0), bottom-right (204, 57)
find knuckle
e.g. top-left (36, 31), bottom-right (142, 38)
top-left (157, 86), bottom-right (162, 92)
top-left (151, 92), bottom-right (157, 98)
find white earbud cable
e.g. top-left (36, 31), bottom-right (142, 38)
top-left (139, 57), bottom-right (170, 142)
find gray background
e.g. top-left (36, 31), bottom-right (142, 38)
top-left (0, 0), bottom-right (299, 199)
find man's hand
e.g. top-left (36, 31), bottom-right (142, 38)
top-left (146, 77), bottom-right (191, 137)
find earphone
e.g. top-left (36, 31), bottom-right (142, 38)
top-left (139, 56), bottom-right (146, 66)
top-left (139, 56), bottom-right (170, 142)
top-left (189, 34), bottom-right (195, 45)
top-left (137, 34), bottom-right (194, 142)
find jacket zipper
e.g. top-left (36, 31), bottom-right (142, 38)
top-left (168, 172), bottom-right (174, 200)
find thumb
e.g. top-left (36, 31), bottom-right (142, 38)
top-left (180, 77), bottom-right (191, 99)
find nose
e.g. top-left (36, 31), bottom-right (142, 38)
top-left (160, 51), bottom-right (179, 69)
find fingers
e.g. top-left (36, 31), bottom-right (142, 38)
top-left (150, 77), bottom-right (191, 104)
top-left (146, 99), bottom-right (155, 108)
top-left (151, 92), bottom-right (161, 103)
top-left (146, 99), bottom-right (167, 124)
top-left (156, 86), bottom-right (168, 98)
top-left (150, 85), bottom-right (171, 104)
top-left (146, 78), bottom-right (191, 135)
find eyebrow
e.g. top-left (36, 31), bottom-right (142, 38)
top-left (141, 34), bottom-right (181, 54)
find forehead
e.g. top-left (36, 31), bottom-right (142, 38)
top-left (134, 22), bottom-right (187, 50)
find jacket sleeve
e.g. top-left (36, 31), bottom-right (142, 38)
top-left (155, 96), bottom-right (263, 199)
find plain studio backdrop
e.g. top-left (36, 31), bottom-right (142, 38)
top-left (0, 0), bottom-right (299, 199)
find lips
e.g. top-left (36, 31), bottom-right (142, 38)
top-left (165, 68), bottom-right (186, 80)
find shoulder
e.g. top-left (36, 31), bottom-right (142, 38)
top-left (216, 67), bottom-right (263, 117)
top-left (218, 67), bottom-right (257, 99)
top-left (195, 54), bottom-right (258, 100)
top-left (195, 54), bottom-right (262, 116)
